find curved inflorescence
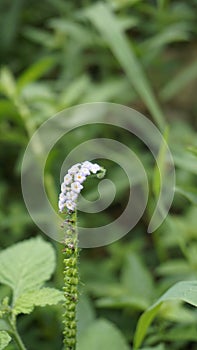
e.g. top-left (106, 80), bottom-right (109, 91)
top-left (59, 161), bottom-right (105, 212)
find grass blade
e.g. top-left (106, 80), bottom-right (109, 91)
top-left (85, 2), bottom-right (165, 129)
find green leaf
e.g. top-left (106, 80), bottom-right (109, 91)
top-left (48, 19), bottom-right (98, 47)
top-left (0, 237), bottom-right (55, 302)
top-left (0, 100), bottom-right (19, 121)
top-left (176, 186), bottom-right (197, 205)
top-left (121, 252), bottom-right (154, 303)
top-left (187, 146), bottom-right (197, 157)
top-left (58, 75), bottom-right (90, 108)
top-left (173, 149), bottom-right (197, 174)
top-left (82, 78), bottom-right (133, 104)
top-left (0, 0), bottom-right (24, 51)
top-left (140, 345), bottom-right (165, 350)
top-left (13, 288), bottom-right (64, 315)
top-left (17, 56), bottom-right (56, 91)
top-left (0, 331), bottom-right (11, 350)
top-left (158, 301), bottom-right (195, 323)
top-left (0, 67), bottom-right (17, 99)
top-left (142, 24), bottom-right (189, 54)
top-left (156, 259), bottom-right (191, 276)
top-left (0, 320), bottom-right (11, 334)
top-left (134, 303), bottom-right (161, 350)
top-left (23, 27), bottom-right (54, 48)
top-left (134, 281), bottom-right (197, 349)
top-left (85, 2), bottom-right (165, 129)
top-left (153, 127), bottom-right (169, 198)
top-left (96, 295), bottom-right (148, 311)
top-left (160, 59), bottom-right (197, 101)
top-left (95, 252), bottom-right (154, 311)
top-left (77, 319), bottom-right (130, 350)
top-left (160, 324), bottom-right (197, 342)
top-left (77, 294), bottom-right (96, 337)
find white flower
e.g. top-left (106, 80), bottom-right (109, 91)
top-left (66, 191), bottom-right (78, 201)
top-left (61, 183), bottom-right (69, 192)
top-left (80, 166), bottom-right (90, 176)
top-left (59, 193), bottom-right (67, 201)
top-left (63, 174), bottom-right (73, 185)
top-left (68, 164), bottom-right (81, 175)
top-left (59, 161), bottom-right (105, 214)
top-left (65, 200), bottom-right (76, 211)
top-left (82, 161), bottom-right (92, 169)
top-left (90, 163), bottom-right (101, 174)
top-left (74, 171), bottom-right (86, 183)
top-left (58, 200), bottom-right (65, 212)
top-left (71, 181), bottom-right (83, 193)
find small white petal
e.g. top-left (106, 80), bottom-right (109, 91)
top-left (63, 174), bottom-right (73, 185)
top-left (59, 199), bottom-right (65, 206)
top-left (80, 166), bottom-right (90, 176)
top-left (65, 191), bottom-right (72, 199)
top-left (58, 201), bottom-right (65, 212)
top-left (74, 172), bottom-right (86, 183)
top-left (68, 164), bottom-right (81, 175)
top-left (59, 193), bottom-right (66, 200)
top-left (90, 163), bottom-right (101, 174)
top-left (65, 200), bottom-right (76, 211)
top-left (71, 181), bottom-right (83, 193)
top-left (61, 183), bottom-right (69, 192)
top-left (66, 191), bottom-right (78, 201)
top-left (70, 191), bottom-right (78, 200)
top-left (81, 161), bottom-right (92, 170)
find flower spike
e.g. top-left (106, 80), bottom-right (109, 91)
top-left (59, 161), bottom-right (106, 213)
top-left (59, 161), bottom-right (106, 350)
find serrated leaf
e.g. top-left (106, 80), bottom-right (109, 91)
top-left (13, 288), bottom-right (64, 315)
top-left (0, 237), bottom-right (55, 302)
top-left (77, 319), bottom-right (130, 350)
top-left (134, 281), bottom-right (197, 349)
top-left (0, 331), bottom-right (11, 350)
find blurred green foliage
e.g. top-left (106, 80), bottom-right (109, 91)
top-left (0, 0), bottom-right (197, 349)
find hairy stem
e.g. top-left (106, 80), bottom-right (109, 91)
top-left (62, 211), bottom-right (79, 350)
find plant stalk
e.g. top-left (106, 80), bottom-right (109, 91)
top-left (62, 211), bottom-right (79, 350)
top-left (12, 328), bottom-right (27, 350)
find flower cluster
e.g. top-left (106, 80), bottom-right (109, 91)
top-left (59, 161), bottom-right (102, 213)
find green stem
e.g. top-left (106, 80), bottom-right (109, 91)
top-left (11, 328), bottom-right (27, 350)
top-left (62, 211), bottom-right (79, 350)
top-left (6, 316), bottom-right (27, 350)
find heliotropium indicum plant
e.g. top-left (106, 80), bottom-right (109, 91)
top-left (58, 161), bottom-right (106, 350)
